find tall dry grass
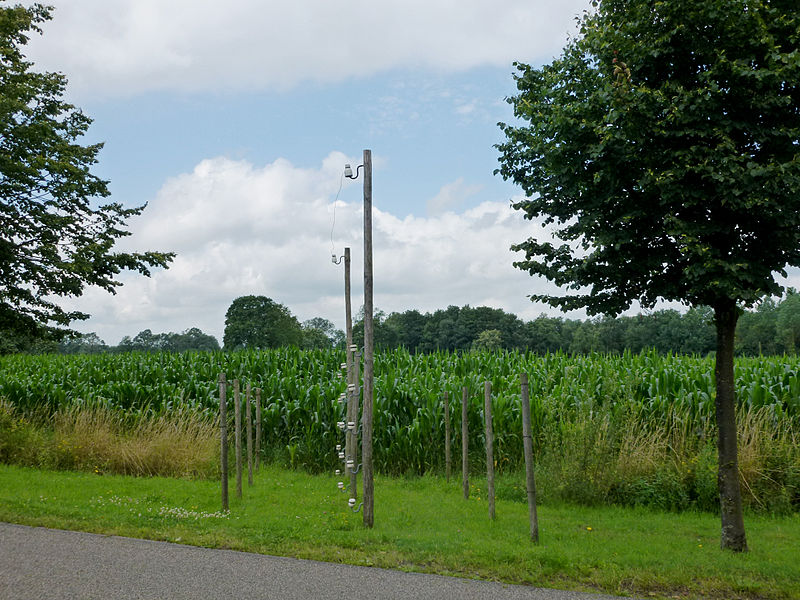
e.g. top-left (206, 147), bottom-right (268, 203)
top-left (0, 399), bottom-right (219, 478)
top-left (533, 404), bottom-right (799, 513)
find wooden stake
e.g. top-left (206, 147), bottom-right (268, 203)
top-left (246, 382), bottom-right (253, 487)
top-left (444, 390), bottom-right (451, 481)
top-left (362, 149), bottom-right (374, 528)
top-left (462, 386), bottom-right (469, 500)
top-left (255, 387), bottom-right (262, 472)
top-left (520, 373), bottom-right (539, 543)
top-left (485, 381), bottom-right (495, 520)
top-left (234, 379), bottom-right (242, 499)
top-left (219, 373), bottom-right (228, 512)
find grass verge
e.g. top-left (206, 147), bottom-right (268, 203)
top-left (1, 464), bottom-right (798, 599)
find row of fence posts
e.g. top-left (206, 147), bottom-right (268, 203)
top-left (218, 373), bottom-right (261, 511)
top-left (448, 374), bottom-right (539, 543)
top-left (217, 369), bottom-right (538, 543)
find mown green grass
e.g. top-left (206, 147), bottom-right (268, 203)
top-left (1, 464), bottom-right (797, 600)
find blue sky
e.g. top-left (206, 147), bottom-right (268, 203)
top-left (23, 0), bottom-right (600, 344)
top-left (79, 68), bottom-right (521, 219)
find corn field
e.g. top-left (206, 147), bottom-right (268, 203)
top-left (1, 348), bottom-right (798, 476)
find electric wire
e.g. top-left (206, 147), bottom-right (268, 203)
top-left (330, 171), bottom-right (344, 258)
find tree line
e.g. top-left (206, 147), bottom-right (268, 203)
top-left (359, 292), bottom-right (800, 357)
top-left (53, 292), bottom-right (800, 356)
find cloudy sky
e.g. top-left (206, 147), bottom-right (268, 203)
top-left (24, 0), bottom-right (597, 345)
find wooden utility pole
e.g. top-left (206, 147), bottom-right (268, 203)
top-left (362, 149), bottom-right (375, 528)
top-left (485, 381), bottom-right (495, 520)
top-left (520, 373), bottom-right (539, 543)
top-left (462, 386), bottom-right (469, 500)
top-left (353, 349), bottom-right (361, 499)
top-left (344, 247), bottom-right (358, 500)
top-left (234, 379), bottom-right (242, 499)
top-left (444, 391), bottom-right (451, 481)
top-left (246, 382), bottom-right (253, 486)
top-left (219, 373), bottom-right (228, 511)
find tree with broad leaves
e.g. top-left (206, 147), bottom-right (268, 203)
top-left (0, 4), bottom-right (173, 351)
top-left (223, 295), bottom-right (302, 350)
top-left (497, 0), bottom-right (800, 552)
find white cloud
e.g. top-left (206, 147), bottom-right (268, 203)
top-left (25, 0), bottom-right (590, 97)
top-left (426, 178), bottom-right (482, 215)
top-left (62, 152), bottom-right (569, 345)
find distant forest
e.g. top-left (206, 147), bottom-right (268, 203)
top-left (55, 291), bottom-right (800, 357)
top-left (356, 292), bottom-right (799, 357)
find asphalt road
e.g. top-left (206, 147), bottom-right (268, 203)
top-left (0, 522), bottom-right (637, 600)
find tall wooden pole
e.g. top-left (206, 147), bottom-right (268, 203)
top-left (462, 386), bottom-right (469, 500)
top-left (485, 381), bottom-right (495, 520)
top-left (362, 149), bottom-right (374, 528)
top-left (219, 373), bottom-right (228, 511)
top-left (246, 382), bottom-right (253, 486)
top-left (353, 349), bottom-right (361, 500)
top-left (234, 379), bottom-right (242, 499)
top-left (444, 390), bottom-right (451, 481)
top-left (344, 247), bottom-right (358, 499)
top-left (520, 373), bottom-right (539, 543)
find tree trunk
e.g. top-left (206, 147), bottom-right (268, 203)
top-left (714, 302), bottom-right (747, 552)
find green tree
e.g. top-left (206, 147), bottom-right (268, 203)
top-left (736, 298), bottom-right (779, 355)
top-left (0, 5), bottom-right (173, 351)
top-left (301, 317), bottom-right (343, 349)
top-left (472, 328), bottom-right (502, 351)
top-left (497, 0), bottom-right (800, 551)
top-left (776, 290), bottom-right (800, 354)
top-left (116, 329), bottom-right (168, 352)
top-left (58, 332), bottom-right (108, 354)
top-left (168, 327), bottom-right (219, 352)
top-left (384, 309), bottom-right (427, 352)
top-left (223, 296), bottom-right (302, 350)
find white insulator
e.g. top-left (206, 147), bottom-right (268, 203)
top-left (338, 451), bottom-right (345, 460)
top-left (337, 421), bottom-right (345, 430)
top-left (335, 469), bottom-right (341, 476)
top-left (347, 384), bottom-right (356, 392)
top-left (340, 363), bottom-right (347, 370)
top-left (346, 459), bottom-right (354, 469)
top-left (348, 498), bottom-right (356, 508)
top-left (347, 421), bottom-right (356, 431)
top-left (349, 345), bottom-right (357, 352)
top-left (337, 481), bottom-right (344, 489)
top-left (335, 444), bottom-right (341, 451)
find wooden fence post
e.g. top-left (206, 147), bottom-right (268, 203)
top-left (462, 386), bottom-right (469, 500)
top-left (234, 379), bottom-right (242, 499)
top-left (485, 381), bottom-right (495, 520)
top-left (444, 390), bottom-right (451, 481)
top-left (219, 373), bottom-right (228, 511)
top-left (255, 387), bottom-right (262, 472)
top-left (246, 382), bottom-right (253, 487)
top-left (521, 373), bottom-right (539, 543)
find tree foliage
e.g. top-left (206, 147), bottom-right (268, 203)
top-left (497, 0), bottom-right (800, 552)
top-left (498, 0), bottom-right (800, 316)
top-left (301, 317), bottom-right (344, 349)
top-left (0, 4), bottom-right (173, 351)
top-left (116, 327), bottom-right (219, 353)
top-left (223, 295), bottom-right (302, 350)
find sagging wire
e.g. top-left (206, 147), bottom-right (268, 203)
top-left (330, 171), bottom-right (344, 259)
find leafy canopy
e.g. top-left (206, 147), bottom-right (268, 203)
top-left (0, 4), bottom-right (173, 347)
top-left (223, 295), bottom-right (302, 350)
top-left (497, 0), bottom-right (800, 316)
